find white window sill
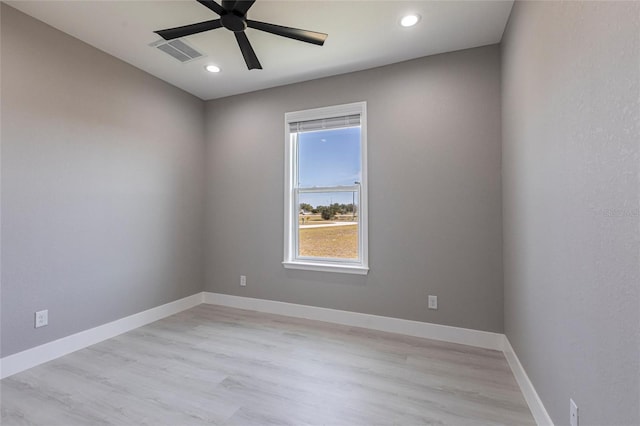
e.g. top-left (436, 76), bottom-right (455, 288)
top-left (282, 261), bottom-right (369, 275)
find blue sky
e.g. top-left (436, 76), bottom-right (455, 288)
top-left (298, 127), bottom-right (361, 207)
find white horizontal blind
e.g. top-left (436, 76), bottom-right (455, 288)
top-left (289, 114), bottom-right (360, 133)
top-left (296, 185), bottom-right (360, 193)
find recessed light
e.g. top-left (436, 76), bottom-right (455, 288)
top-left (205, 65), bottom-right (221, 73)
top-left (400, 14), bottom-right (420, 27)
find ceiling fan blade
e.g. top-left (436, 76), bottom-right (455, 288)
top-left (222, 0), bottom-right (236, 11)
top-left (234, 31), bottom-right (262, 70)
top-left (247, 20), bottom-right (327, 46)
top-left (233, 0), bottom-right (256, 15)
top-left (196, 0), bottom-right (225, 15)
top-left (155, 19), bottom-right (222, 40)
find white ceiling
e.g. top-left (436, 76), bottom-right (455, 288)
top-left (7, 1), bottom-right (513, 100)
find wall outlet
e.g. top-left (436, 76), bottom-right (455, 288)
top-left (428, 295), bottom-right (438, 310)
top-left (35, 310), bottom-right (48, 328)
top-left (240, 275), bottom-right (247, 287)
top-left (570, 398), bottom-right (578, 426)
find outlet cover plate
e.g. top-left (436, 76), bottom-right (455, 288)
top-left (570, 398), bottom-right (578, 426)
top-left (428, 295), bottom-right (438, 310)
top-left (35, 310), bottom-right (48, 328)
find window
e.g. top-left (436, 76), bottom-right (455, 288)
top-left (283, 102), bottom-right (368, 274)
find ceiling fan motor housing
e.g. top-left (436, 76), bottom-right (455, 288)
top-left (220, 11), bottom-right (247, 32)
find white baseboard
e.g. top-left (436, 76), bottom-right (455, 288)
top-left (204, 293), bottom-right (552, 425)
top-left (503, 336), bottom-right (554, 426)
top-left (0, 292), bottom-right (204, 379)
top-left (202, 292), bottom-right (504, 350)
top-left (0, 290), bottom-right (551, 426)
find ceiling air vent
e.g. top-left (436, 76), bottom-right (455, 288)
top-left (150, 39), bottom-right (203, 63)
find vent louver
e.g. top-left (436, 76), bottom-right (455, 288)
top-left (150, 39), bottom-right (203, 63)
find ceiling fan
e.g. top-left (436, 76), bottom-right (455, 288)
top-left (154, 0), bottom-right (328, 70)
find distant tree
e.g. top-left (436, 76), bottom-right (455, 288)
top-left (335, 203), bottom-right (347, 215)
top-left (299, 203), bottom-right (313, 212)
top-left (318, 206), bottom-right (332, 220)
top-left (315, 203), bottom-right (345, 220)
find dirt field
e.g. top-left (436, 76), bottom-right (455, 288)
top-left (298, 224), bottom-right (358, 259)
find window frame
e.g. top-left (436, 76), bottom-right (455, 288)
top-left (283, 102), bottom-right (369, 275)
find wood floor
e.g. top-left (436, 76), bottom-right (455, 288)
top-left (1, 304), bottom-right (535, 425)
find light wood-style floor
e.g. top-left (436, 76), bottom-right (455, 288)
top-left (1, 304), bottom-right (535, 425)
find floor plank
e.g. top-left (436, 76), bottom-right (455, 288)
top-left (1, 304), bottom-right (535, 425)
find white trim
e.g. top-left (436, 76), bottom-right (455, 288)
top-left (204, 292), bottom-right (553, 424)
top-left (202, 292), bottom-right (503, 350)
top-left (282, 260), bottom-right (369, 275)
top-left (285, 102), bottom-right (367, 123)
top-left (502, 336), bottom-right (554, 426)
top-left (0, 293), bottom-right (204, 379)
top-left (0, 290), bottom-right (552, 426)
top-left (360, 103), bottom-right (368, 270)
top-left (283, 101), bottom-right (368, 275)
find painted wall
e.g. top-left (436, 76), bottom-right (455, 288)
top-left (1, 5), bottom-right (206, 357)
top-left (204, 45), bottom-right (504, 333)
top-left (501, 2), bottom-right (640, 425)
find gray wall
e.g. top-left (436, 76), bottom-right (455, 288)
top-left (501, 2), bottom-right (640, 425)
top-left (204, 45), bottom-right (504, 333)
top-left (1, 5), bottom-right (206, 357)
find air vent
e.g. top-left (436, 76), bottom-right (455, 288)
top-left (150, 39), bottom-right (204, 63)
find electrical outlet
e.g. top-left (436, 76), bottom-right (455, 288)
top-left (240, 275), bottom-right (247, 287)
top-left (35, 310), bottom-right (48, 328)
top-left (428, 295), bottom-right (438, 310)
top-left (570, 398), bottom-right (578, 426)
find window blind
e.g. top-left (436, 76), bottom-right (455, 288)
top-left (289, 114), bottom-right (360, 133)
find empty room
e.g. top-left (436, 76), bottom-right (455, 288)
top-left (1, 1), bottom-right (638, 425)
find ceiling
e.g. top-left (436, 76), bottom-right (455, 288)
top-left (7, 1), bottom-right (514, 100)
